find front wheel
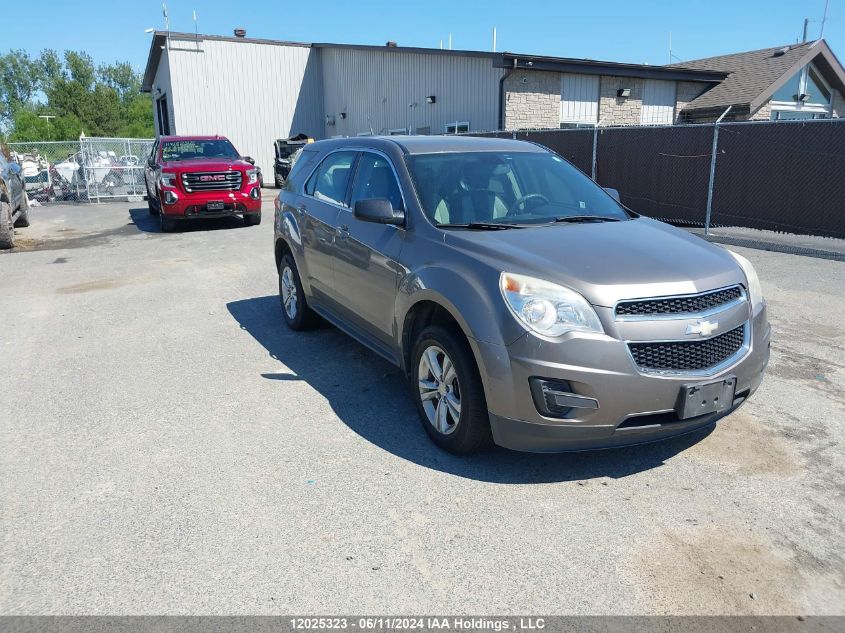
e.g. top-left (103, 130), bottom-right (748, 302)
top-left (0, 200), bottom-right (14, 249)
top-left (412, 325), bottom-right (492, 454)
top-left (279, 254), bottom-right (318, 330)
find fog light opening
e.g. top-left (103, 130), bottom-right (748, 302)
top-left (529, 377), bottom-right (599, 419)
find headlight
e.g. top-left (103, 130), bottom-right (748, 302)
top-left (500, 272), bottom-right (604, 337)
top-left (159, 172), bottom-right (177, 188)
top-left (246, 168), bottom-right (259, 184)
top-left (727, 250), bottom-right (765, 309)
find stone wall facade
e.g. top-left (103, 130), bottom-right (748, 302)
top-left (502, 71), bottom-right (561, 130)
top-left (503, 71), bottom-right (709, 129)
top-left (598, 76), bottom-right (643, 125)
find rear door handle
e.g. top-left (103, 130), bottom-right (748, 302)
top-left (337, 224), bottom-right (349, 239)
top-left (297, 204), bottom-right (306, 215)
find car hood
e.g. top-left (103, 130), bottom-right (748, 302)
top-left (442, 217), bottom-right (744, 307)
top-left (161, 158), bottom-right (252, 171)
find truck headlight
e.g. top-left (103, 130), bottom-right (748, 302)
top-left (159, 172), bottom-right (177, 188)
top-left (500, 272), bottom-right (604, 337)
top-left (727, 250), bottom-right (765, 310)
top-left (246, 168), bottom-right (259, 184)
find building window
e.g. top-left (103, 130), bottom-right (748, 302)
top-left (388, 128), bottom-right (407, 135)
top-left (156, 95), bottom-right (171, 136)
top-left (641, 79), bottom-right (676, 125)
top-left (770, 62), bottom-right (832, 119)
top-left (356, 131), bottom-right (373, 137)
top-left (560, 74), bottom-right (599, 125)
top-left (445, 121), bottom-right (469, 134)
top-left (415, 126), bottom-right (431, 135)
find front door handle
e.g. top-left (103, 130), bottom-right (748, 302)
top-left (337, 224), bottom-right (349, 240)
top-left (297, 204), bottom-right (306, 215)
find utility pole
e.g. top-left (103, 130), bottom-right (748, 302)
top-left (38, 114), bottom-right (55, 138)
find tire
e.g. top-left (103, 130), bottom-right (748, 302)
top-left (411, 325), bottom-right (493, 454)
top-left (274, 175), bottom-right (283, 188)
top-left (279, 253), bottom-right (318, 330)
top-left (0, 200), bottom-right (14, 249)
top-left (14, 193), bottom-right (30, 228)
top-left (159, 211), bottom-right (176, 233)
top-left (243, 212), bottom-right (261, 226)
top-left (147, 195), bottom-right (159, 215)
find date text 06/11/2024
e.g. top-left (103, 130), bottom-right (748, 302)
top-left (289, 617), bottom-right (548, 630)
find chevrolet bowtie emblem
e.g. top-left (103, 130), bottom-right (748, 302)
top-left (686, 320), bottom-right (718, 337)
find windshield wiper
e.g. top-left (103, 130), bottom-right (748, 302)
top-left (552, 215), bottom-right (621, 223)
top-left (437, 222), bottom-right (524, 230)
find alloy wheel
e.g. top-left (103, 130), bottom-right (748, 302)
top-left (281, 266), bottom-right (298, 319)
top-left (417, 345), bottom-right (461, 435)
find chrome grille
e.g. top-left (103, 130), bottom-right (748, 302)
top-left (616, 285), bottom-right (743, 317)
top-left (628, 325), bottom-right (745, 372)
top-left (181, 171), bottom-right (242, 192)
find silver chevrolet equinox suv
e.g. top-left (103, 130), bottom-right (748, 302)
top-left (273, 136), bottom-right (770, 454)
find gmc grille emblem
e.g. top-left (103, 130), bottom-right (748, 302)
top-left (686, 320), bottom-right (718, 337)
top-left (200, 174), bottom-right (226, 182)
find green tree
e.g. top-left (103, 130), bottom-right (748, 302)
top-left (1, 48), bottom-right (153, 140)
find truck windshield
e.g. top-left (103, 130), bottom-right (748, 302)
top-left (407, 151), bottom-right (629, 226)
top-left (161, 139), bottom-right (239, 161)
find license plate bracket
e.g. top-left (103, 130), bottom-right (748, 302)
top-left (206, 201), bottom-right (225, 211)
top-left (676, 375), bottom-right (736, 419)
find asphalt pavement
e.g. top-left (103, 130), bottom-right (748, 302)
top-left (1, 199), bottom-right (843, 615)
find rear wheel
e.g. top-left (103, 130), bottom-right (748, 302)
top-left (279, 253), bottom-right (318, 330)
top-left (411, 325), bottom-right (492, 454)
top-left (0, 200), bottom-right (14, 249)
top-left (243, 212), bottom-right (261, 226)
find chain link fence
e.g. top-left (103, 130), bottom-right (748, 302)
top-left (468, 118), bottom-right (845, 239)
top-left (6, 137), bottom-right (153, 204)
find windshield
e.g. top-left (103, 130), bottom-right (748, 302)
top-left (407, 151), bottom-right (629, 226)
top-left (161, 139), bottom-right (239, 161)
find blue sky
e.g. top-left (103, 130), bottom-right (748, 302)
top-left (5, 0), bottom-right (844, 71)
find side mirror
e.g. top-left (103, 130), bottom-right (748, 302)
top-left (603, 187), bottom-right (621, 202)
top-left (244, 156), bottom-right (255, 165)
top-left (353, 198), bottom-right (404, 225)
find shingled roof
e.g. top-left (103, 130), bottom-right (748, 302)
top-left (669, 39), bottom-right (845, 115)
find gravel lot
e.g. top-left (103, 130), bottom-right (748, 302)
top-left (1, 200), bottom-right (843, 615)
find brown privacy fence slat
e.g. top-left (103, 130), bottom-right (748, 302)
top-left (465, 119), bottom-right (845, 239)
top-left (595, 125), bottom-right (714, 227)
top-left (711, 121), bottom-right (845, 238)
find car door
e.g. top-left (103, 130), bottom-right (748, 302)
top-left (332, 150), bottom-right (406, 355)
top-left (144, 140), bottom-right (159, 199)
top-left (297, 150), bottom-right (358, 307)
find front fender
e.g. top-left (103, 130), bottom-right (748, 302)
top-left (396, 264), bottom-right (525, 348)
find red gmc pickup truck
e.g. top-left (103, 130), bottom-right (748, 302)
top-left (144, 135), bottom-right (262, 232)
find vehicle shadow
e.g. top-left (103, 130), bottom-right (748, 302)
top-left (227, 295), bottom-right (713, 484)
top-left (128, 208), bottom-right (245, 233)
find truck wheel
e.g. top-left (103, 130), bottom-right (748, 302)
top-left (159, 212), bottom-right (176, 233)
top-left (279, 253), bottom-right (318, 330)
top-left (14, 194), bottom-right (30, 228)
top-left (0, 200), bottom-right (14, 249)
top-left (412, 325), bottom-right (493, 454)
top-left (147, 195), bottom-right (159, 215)
top-left (243, 212), bottom-right (261, 226)
top-left (274, 175), bottom-right (283, 188)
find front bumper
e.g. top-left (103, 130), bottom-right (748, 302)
top-left (160, 186), bottom-right (261, 217)
top-left (474, 304), bottom-right (770, 453)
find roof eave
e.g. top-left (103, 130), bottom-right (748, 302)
top-left (497, 53), bottom-right (727, 82)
